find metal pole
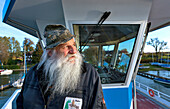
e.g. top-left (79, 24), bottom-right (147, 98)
top-left (35, 31), bottom-right (45, 51)
top-left (152, 52), bottom-right (154, 62)
top-left (132, 22), bottom-right (151, 109)
top-left (133, 79), bottom-right (137, 109)
top-left (24, 45), bottom-right (26, 75)
top-left (161, 51), bottom-right (162, 63)
top-left (25, 45), bottom-right (27, 74)
top-left (168, 51), bottom-right (169, 64)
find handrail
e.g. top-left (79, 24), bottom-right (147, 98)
top-left (1, 89), bottom-right (21, 109)
top-left (135, 81), bottom-right (170, 107)
top-left (136, 81), bottom-right (170, 98)
top-left (2, 81), bottom-right (170, 108)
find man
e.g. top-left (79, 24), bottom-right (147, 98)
top-left (17, 24), bottom-right (106, 109)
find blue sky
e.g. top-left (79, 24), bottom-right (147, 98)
top-left (0, 0), bottom-right (169, 52)
top-left (0, 0), bottom-right (38, 48)
top-left (145, 26), bottom-right (170, 52)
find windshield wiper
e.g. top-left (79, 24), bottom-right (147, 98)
top-left (79, 11), bottom-right (111, 52)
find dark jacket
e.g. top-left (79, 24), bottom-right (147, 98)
top-left (17, 62), bottom-right (106, 109)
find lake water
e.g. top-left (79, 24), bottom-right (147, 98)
top-left (145, 70), bottom-right (170, 79)
top-left (136, 70), bottom-right (170, 95)
top-left (0, 71), bottom-right (23, 108)
top-left (0, 70), bottom-right (170, 108)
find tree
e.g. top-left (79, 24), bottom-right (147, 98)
top-left (82, 46), bottom-right (98, 66)
top-left (32, 40), bottom-right (43, 63)
top-left (23, 38), bottom-right (34, 52)
top-left (10, 37), bottom-right (21, 57)
top-left (15, 40), bottom-right (21, 57)
top-left (147, 38), bottom-right (167, 62)
top-left (0, 36), bottom-right (10, 64)
top-left (23, 38), bottom-right (35, 63)
top-left (0, 36), bottom-right (21, 65)
top-left (11, 37), bottom-right (15, 53)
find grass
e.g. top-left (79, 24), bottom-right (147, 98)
top-left (139, 63), bottom-right (170, 72)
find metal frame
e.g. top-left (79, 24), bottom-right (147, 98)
top-left (6, 18), bottom-right (45, 50)
top-left (2, 89), bottom-right (21, 109)
top-left (136, 81), bottom-right (170, 108)
top-left (69, 20), bottom-right (147, 88)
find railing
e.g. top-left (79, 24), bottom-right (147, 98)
top-left (1, 89), bottom-right (21, 109)
top-left (136, 81), bottom-right (170, 107)
top-left (137, 72), bottom-right (169, 80)
top-left (2, 82), bottom-right (170, 108)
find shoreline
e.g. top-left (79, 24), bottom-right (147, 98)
top-left (12, 69), bottom-right (29, 71)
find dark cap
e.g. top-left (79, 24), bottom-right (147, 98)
top-left (44, 24), bottom-right (75, 49)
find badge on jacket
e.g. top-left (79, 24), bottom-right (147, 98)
top-left (63, 97), bottom-right (83, 109)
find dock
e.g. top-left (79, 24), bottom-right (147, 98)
top-left (0, 82), bottom-right (13, 91)
top-left (12, 69), bottom-right (29, 71)
top-left (137, 72), bottom-right (169, 80)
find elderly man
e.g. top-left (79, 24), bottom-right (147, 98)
top-left (17, 24), bottom-right (106, 109)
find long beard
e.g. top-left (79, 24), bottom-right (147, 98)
top-left (43, 51), bottom-right (83, 95)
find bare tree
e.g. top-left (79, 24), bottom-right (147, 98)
top-left (147, 38), bottom-right (167, 62)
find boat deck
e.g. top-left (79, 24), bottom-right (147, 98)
top-left (134, 91), bottom-right (167, 109)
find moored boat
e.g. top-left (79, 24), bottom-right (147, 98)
top-left (154, 78), bottom-right (170, 85)
top-left (12, 74), bottom-right (25, 88)
top-left (0, 69), bottom-right (13, 75)
top-left (12, 78), bottom-right (24, 88)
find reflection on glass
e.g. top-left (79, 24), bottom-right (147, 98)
top-left (82, 46), bottom-right (99, 66)
top-left (102, 45), bottom-right (115, 68)
top-left (73, 24), bottom-right (139, 84)
top-left (115, 38), bottom-right (135, 73)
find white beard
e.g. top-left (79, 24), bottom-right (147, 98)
top-left (43, 50), bottom-right (83, 95)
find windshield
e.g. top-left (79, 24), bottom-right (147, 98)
top-left (73, 24), bottom-right (140, 84)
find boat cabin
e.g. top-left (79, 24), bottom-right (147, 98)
top-left (2, 0), bottom-right (170, 108)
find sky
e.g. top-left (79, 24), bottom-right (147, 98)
top-left (0, 0), bottom-right (38, 49)
top-left (0, 0), bottom-right (169, 52)
top-left (144, 26), bottom-right (170, 53)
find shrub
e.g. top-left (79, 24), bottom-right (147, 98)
top-left (0, 65), bottom-right (21, 69)
top-left (141, 57), bottom-right (156, 63)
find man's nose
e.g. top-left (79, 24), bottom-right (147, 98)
top-left (69, 46), bottom-right (77, 54)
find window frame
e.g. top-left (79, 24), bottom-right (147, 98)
top-left (68, 20), bottom-right (147, 88)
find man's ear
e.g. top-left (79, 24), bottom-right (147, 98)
top-left (48, 50), bottom-right (52, 56)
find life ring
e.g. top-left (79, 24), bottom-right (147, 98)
top-left (149, 89), bottom-right (154, 97)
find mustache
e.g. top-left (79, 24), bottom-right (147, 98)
top-left (63, 54), bottom-right (77, 62)
top-left (66, 54), bottom-right (77, 58)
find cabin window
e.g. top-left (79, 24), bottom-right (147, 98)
top-left (81, 46), bottom-right (99, 66)
top-left (73, 24), bottom-right (140, 84)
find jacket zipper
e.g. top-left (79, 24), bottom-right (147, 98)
top-left (37, 79), bottom-right (48, 109)
top-left (36, 69), bottom-right (50, 109)
top-left (46, 91), bottom-right (53, 107)
top-left (38, 84), bottom-right (47, 108)
top-left (44, 105), bottom-right (47, 109)
top-left (38, 82), bottom-right (54, 109)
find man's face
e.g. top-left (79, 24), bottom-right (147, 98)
top-left (44, 38), bottom-right (82, 95)
top-left (55, 38), bottom-right (77, 63)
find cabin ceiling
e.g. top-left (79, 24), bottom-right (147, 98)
top-left (2, 0), bottom-right (170, 38)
